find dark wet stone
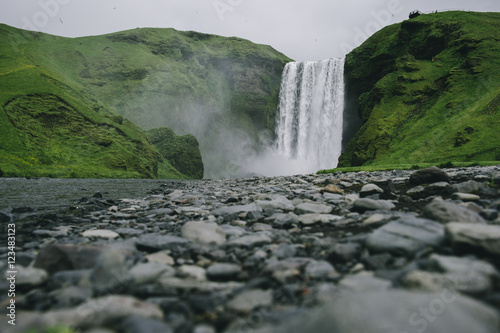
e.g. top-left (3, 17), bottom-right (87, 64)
top-left (409, 166), bottom-right (450, 185)
top-left (34, 244), bottom-right (103, 274)
top-left (11, 206), bottom-right (34, 213)
top-left (207, 263), bottom-right (242, 281)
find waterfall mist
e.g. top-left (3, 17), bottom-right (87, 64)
top-left (246, 58), bottom-right (345, 176)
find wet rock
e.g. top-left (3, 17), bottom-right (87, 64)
top-left (409, 166), bottom-right (450, 185)
top-left (181, 221), bottom-right (226, 245)
top-left (423, 199), bottom-right (486, 224)
top-left (366, 217), bottom-right (445, 256)
top-left (120, 316), bottom-right (173, 333)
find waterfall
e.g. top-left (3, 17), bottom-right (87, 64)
top-left (274, 58), bottom-right (345, 174)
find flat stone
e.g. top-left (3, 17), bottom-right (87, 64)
top-left (295, 202), bottom-right (333, 214)
top-left (212, 203), bottom-right (262, 216)
top-left (120, 316), bottom-right (173, 333)
top-left (145, 250), bottom-right (175, 265)
top-left (366, 217), bottom-right (445, 255)
top-left (352, 198), bottom-right (395, 212)
top-left (451, 192), bottom-right (481, 201)
top-left (423, 199), bottom-right (486, 224)
top-left (227, 289), bottom-right (273, 313)
top-left (429, 254), bottom-right (498, 277)
top-left (177, 265), bottom-right (207, 281)
top-left (298, 213), bottom-right (341, 225)
top-left (305, 260), bottom-right (337, 279)
top-left (360, 184), bottom-right (383, 197)
top-left (450, 180), bottom-right (486, 194)
top-left (321, 184), bottom-right (344, 195)
top-left (206, 263), bottom-right (242, 281)
top-left (15, 266), bottom-right (48, 287)
top-left (82, 229), bottom-right (120, 240)
top-left (157, 276), bottom-right (243, 292)
top-left (256, 194), bottom-right (294, 211)
top-left (402, 270), bottom-right (491, 295)
top-left (181, 221), bottom-right (226, 245)
top-left (225, 290), bottom-right (499, 333)
top-left (225, 233), bottom-right (272, 248)
top-left (446, 223), bottom-right (500, 255)
top-left (128, 262), bottom-right (175, 284)
top-left (115, 227), bottom-right (145, 236)
top-left (135, 234), bottom-right (190, 252)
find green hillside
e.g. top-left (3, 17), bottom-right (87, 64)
top-left (339, 11), bottom-right (500, 167)
top-left (0, 24), bottom-right (290, 179)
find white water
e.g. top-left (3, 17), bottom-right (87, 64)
top-left (273, 58), bottom-right (345, 175)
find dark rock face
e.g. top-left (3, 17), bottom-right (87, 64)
top-left (3, 165), bottom-right (500, 333)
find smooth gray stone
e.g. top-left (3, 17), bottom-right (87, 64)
top-left (295, 202), bottom-right (333, 214)
top-left (423, 199), bottom-right (486, 224)
top-left (181, 221), bottom-right (226, 245)
top-left (225, 290), bottom-right (499, 333)
top-left (366, 217), bottom-right (445, 255)
top-left (446, 223), bottom-right (500, 255)
top-left (352, 198), bottom-right (395, 212)
top-left (212, 203), bottom-right (262, 216)
top-left (225, 233), bottom-right (272, 248)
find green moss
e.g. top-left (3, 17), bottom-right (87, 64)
top-left (147, 127), bottom-right (204, 179)
top-left (340, 11), bottom-right (500, 168)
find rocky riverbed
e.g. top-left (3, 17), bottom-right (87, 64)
top-left (2, 166), bottom-right (500, 333)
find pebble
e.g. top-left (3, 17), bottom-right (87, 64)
top-left (4, 165), bottom-right (500, 333)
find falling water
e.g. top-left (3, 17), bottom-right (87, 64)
top-left (274, 58), bottom-right (345, 174)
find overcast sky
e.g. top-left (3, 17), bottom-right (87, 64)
top-left (1, 0), bottom-right (500, 61)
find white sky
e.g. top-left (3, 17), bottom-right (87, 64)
top-left (1, 0), bottom-right (500, 61)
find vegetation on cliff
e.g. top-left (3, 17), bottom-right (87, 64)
top-left (339, 11), bottom-right (500, 167)
top-left (1, 24), bottom-right (290, 178)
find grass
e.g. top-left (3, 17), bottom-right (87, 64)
top-left (340, 11), bottom-right (500, 168)
top-left (0, 24), bottom-right (291, 179)
top-left (319, 161), bottom-right (500, 174)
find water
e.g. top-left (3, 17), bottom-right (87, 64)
top-left (274, 58), bottom-right (345, 174)
top-left (0, 178), bottom-right (186, 212)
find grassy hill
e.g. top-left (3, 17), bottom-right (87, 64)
top-left (0, 24), bottom-right (290, 178)
top-left (339, 11), bottom-right (500, 167)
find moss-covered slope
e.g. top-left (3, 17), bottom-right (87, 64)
top-left (0, 24), bottom-right (205, 179)
top-left (339, 11), bottom-right (500, 167)
top-left (3, 25), bottom-right (291, 178)
top-left (147, 128), bottom-right (203, 179)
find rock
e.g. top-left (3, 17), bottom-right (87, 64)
top-left (120, 316), bottom-right (173, 333)
top-left (227, 289), bottom-right (273, 313)
top-left (351, 198), bottom-right (395, 212)
top-left (11, 206), bottom-right (34, 213)
top-left (338, 272), bottom-right (391, 292)
top-left (226, 290), bottom-right (499, 333)
top-left (328, 243), bottom-right (362, 263)
top-left (359, 184), bottom-right (383, 197)
top-left (146, 250), bottom-right (175, 265)
top-left (446, 222), bottom-right (500, 255)
top-left (295, 202), bottom-right (333, 214)
top-left (90, 249), bottom-right (129, 294)
top-left (177, 265), bottom-right (207, 281)
top-left (320, 184), bottom-right (344, 195)
top-left (34, 244), bottom-right (104, 274)
top-left (157, 276), bottom-right (243, 292)
top-left (449, 180), bottom-right (486, 194)
top-left (50, 286), bottom-right (92, 309)
top-left (256, 194), bottom-right (294, 211)
top-left (451, 192), bottom-right (481, 201)
top-left (429, 254), bottom-right (498, 277)
top-left (82, 229), bottom-right (120, 240)
top-left (212, 203), bottom-right (262, 216)
top-left (181, 221), bottom-right (226, 245)
top-left (135, 234), bottom-right (190, 252)
top-left (366, 217), bottom-right (445, 256)
top-left (423, 199), bottom-right (486, 224)
top-left (298, 213), bottom-right (341, 225)
top-left (128, 262), bottom-right (175, 284)
top-left (42, 295), bottom-right (163, 329)
top-left (0, 211), bottom-right (12, 222)
top-left (272, 244), bottom-right (298, 259)
top-left (409, 166), bottom-right (450, 185)
top-left (402, 270), bottom-right (492, 295)
top-left (115, 227), bottom-right (145, 236)
top-left (14, 266), bottom-right (48, 287)
top-left (48, 269), bottom-right (92, 289)
top-left (225, 233), bottom-right (272, 248)
top-left (305, 260), bottom-right (337, 279)
top-left (206, 263), bottom-right (242, 281)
